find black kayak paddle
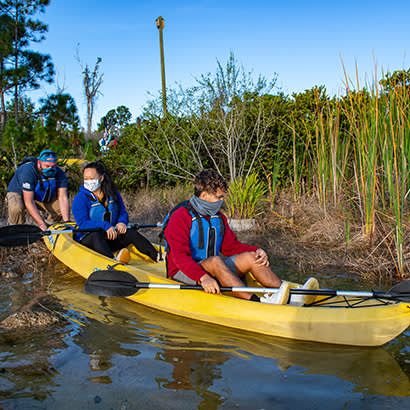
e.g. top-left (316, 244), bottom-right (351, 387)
top-left (84, 270), bottom-right (410, 302)
top-left (0, 223), bottom-right (162, 247)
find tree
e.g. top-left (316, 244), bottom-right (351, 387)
top-left (0, 13), bottom-right (14, 132)
top-left (38, 92), bottom-right (83, 152)
top-left (379, 69), bottom-right (410, 94)
top-left (39, 92), bottom-right (80, 131)
top-left (76, 52), bottom-right (103, 137)
top-left (118, 53), bottom-right (279, 185)
top-left (98, 105), bottom-right (132, 135)
top-left (182, 52), bottom-right (278, 182)
top-left (0, 0), bottom-right (54, 124)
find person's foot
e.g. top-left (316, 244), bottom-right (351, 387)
top-left (115, 248), bottom-right (130, 264)
top-left (260, 281), bottom-right (290, 305)
top-left (289, 277), bottom-right (320, 306)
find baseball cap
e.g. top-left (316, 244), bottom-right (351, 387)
top-left (38, 149), bottom-right (57, 164)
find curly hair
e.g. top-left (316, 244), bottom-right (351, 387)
top-left (194, 169), bottom-right (228, 197)
top-left (83, 160), bottom-right (119, 203)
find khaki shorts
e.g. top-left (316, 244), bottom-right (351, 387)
top-left (172, 255), bottom-right (237, 285)
top-left (6, 191), bottom-right (62, 225)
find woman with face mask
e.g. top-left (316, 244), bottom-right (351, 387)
top-left (72, 160), bottom-right (157, 264)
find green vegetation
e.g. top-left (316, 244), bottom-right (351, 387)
top-left (226, 173), bottom-right (267, 219)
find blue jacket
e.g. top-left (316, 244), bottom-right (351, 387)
top-left (72, 185), bottom-right (129, 240)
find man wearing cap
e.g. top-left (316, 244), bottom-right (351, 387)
top-left (6, 150), bottom-right (70, 231)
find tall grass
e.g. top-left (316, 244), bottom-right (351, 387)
top-left (295, 69), bottom-right (410, 276)
top-left (378, 84), bottom-right (410, 274)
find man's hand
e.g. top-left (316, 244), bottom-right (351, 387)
top-left (39, 222), bottom-right (48, 232)
top-left (254, 248), bottom-right (269, 267)
top-left (199, 274), bottom-right (220, 294)
top-left (116, 222), bottom-right (127, 234)
top-left (106, 226), bottom-right (117, 240)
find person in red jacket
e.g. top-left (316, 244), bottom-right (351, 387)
top-left (164, 169), bottom-right (297, 304)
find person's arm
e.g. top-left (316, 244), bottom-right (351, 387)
top-left (165, 208), bottom-right (208, 282)
top-left (22, 190), bottom-right (47, 231)
top-left (57, 187), bottom-right (70, 221)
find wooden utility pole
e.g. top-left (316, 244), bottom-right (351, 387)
top-left (156, 16), bottom-right (167, 117)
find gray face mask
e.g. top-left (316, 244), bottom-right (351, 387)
top-left (190, 195), bottom-right (223, 216)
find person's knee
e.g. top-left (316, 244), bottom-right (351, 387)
top-left (44, 199), bottom-right (62, 222)
top-left (200, 255), bottom-right (225, 272)
top-left (231, 251), bottom-right (256, 274)
top-left (93, 231), bottom-right (107, 243)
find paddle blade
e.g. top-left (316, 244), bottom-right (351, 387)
top-left (0, 224), bottom-right (43, 247)
top-left (389, 280), bottom-right (410, 302)
top-left (84, 270), bottom-right (139, 297)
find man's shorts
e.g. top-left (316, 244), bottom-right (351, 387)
top-left (172, 255), bottom-right (237, 285)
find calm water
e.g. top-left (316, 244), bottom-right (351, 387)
top-left (0, 260), bottom-right (409, 409)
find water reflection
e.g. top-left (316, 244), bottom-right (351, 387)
top-left (0, 268), bottom-right (409, 408)
top-left (53, 276), bottom-right (410, 398)
top-left (0, 326), bottom-right (67, 402)
top-left (155, 349), bottom-right (228, 409)
top-left (0, 273), bottom-right (69, 403)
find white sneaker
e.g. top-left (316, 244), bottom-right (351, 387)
top-left (260, 281), bottom-right (290, 305)
top-left (289, 277), bottom-right (319, 306)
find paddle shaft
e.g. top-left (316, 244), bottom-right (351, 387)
top-left (44, 223), bottom-right (162, 236)
top-left (87, 279), bottom-right (406, 299)
top-left (0, 223), bottom-right (162, 247)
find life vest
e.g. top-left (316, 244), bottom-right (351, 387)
top-left (19, 157), bottom-right (57, 203)
top-left (35, 175), bottom-right (57, 203)
top-left (161, 201), bottom-right (225, 261)
top-left (86, 192), bottom-right (118, 224)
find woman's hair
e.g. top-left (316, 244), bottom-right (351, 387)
top-left (84, 160), bottom-right (119, 202)
top-left (194, 169), bottom-right (228, 197)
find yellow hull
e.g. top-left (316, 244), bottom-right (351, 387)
top-left (43, 224), bottom-right (410, 347)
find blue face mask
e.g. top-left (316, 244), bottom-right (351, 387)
top-left (42, 167), bottom-right (57, 178)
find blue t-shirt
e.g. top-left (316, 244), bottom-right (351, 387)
top-left (7, 161), bottom-right (68, 196)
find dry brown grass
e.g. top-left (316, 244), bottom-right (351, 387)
top-left (121, 185), bottom-right (192, 225)
top-left (244, 190), bottom-right (409, 282)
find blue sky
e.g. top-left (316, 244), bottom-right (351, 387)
top-left (30, 0), bottom-right (410, 130)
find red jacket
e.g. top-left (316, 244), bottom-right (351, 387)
top-left (164, 206), bottom-right (258, 282)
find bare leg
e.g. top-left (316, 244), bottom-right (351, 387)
top-left (199, 256), bottom-right (252, 300)
top-left (233, 251), bottom-right (282, 288)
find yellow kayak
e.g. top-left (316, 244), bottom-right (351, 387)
top-left (43, 224), bottom-right (410, 347)
top-left (58, 158), bottom-right (86, 167)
